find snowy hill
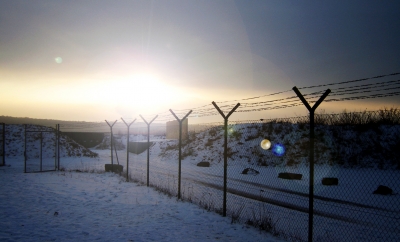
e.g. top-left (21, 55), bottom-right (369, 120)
top-left (159, 122), bottom-right (400, 170)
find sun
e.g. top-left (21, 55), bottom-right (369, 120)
top-left (122, 74), bottom-right (160, 98)
top-left (71, 72), bottom-right (184, 117)
top-left (108, 73), bottom-right (179, 113)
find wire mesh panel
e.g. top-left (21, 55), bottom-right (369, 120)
top-left (223, 118), bottom-right (310, 241)
top-left (25, 131), bottom-right (41, 172)
top-left (180, 124), bottom-right (225, 213)
top-left (139, 121), bottom-right (226, 213)
top-left (311, 111), bottom-right (400, 242)
top-left (148, 140), bottom-right (180, 197)
top-left (25, 125), bottom-right (57, 173)
top-left (128, 124), bottom-right (167, 188)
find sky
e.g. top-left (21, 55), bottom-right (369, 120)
top-left (1, 0), bottom-right (400, 123)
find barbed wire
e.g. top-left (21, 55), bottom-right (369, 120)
top-left (297, 72), bottom-right (400, 90)
top-left (167, 72), bottom-right (400, 114)
top-left (50, 72), bottom-right (400, 127)
top-left (217, 79), bottom-right (400, 112)
top-left (190, 88), bottom-right (400, 116)
top-left (165, 75), bottom-right (400, 117)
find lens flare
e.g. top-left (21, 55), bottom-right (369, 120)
top-left (260, 139), bottom-right (271, 150)
top-left (55, 57), bottom-right (62, 64)
top-left (272, 143), bottom-right (285, 156)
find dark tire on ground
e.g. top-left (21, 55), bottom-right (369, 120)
top-left (197, 161), bottom-right (210, 167)
top-left (105, 164), bottom-right (123, 173)
top-left (322, 177), bottom-right (339, 186)
top-left (278, 172), bottom-right (302, 180)
top-left (241, 168), bottom-right (260, 175)
top-left (373, 185), bottom-right (393, 195)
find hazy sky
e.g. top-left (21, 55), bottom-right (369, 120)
top-left (1, 0), bottom-right (399, 122)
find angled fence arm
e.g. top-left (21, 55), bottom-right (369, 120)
top-left (292, 87), bottom-right (312, 111)
top-left (312, 89), bottom-right (331, 111)
top-left (149, 115), bottom-right (158, 125)
top-left (226, 103), bottom-right (241, 119)
top-left (212, 102), bottom-right (226, 119)
top-left (139, 115), bottom-right (148, 125)
top-left (182, 110), bottom-right (193, 121)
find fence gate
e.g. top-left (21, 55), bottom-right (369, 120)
top-left (24, 125), bottom-right (58, 173)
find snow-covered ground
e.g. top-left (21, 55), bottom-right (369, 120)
top-left (0, 160), bottom-right (283, 242)
top-left (2, 123), bottom-right (400, 241)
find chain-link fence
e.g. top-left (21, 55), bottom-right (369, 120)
top-left (118, 110), bottom-right (399, 242)
top-left (11, 109), bottom-right (396, 241)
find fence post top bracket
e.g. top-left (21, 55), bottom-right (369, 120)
top-left (140, 115), bottom-right (158, 125)
top-left (212, 101), bottom-right (240, 120)
top-left (121, 117), bottom-right (136, 127)
top-left (105, 120), bottom-right (117, 127)
top-left (292, 86), bottom-right (331, 112)
top-left (170, 109), bottom-right (192, 123)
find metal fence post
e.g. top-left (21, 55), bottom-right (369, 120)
top-left (2, 123), bottom-right (5, 166)
top-left (24, 124), bottom-right (27, 173)
top-left (121, 118), bottom-right (136, 182)
top-left (293, 86), bottom-right (330, 242)
top-left (57, 124), bottom-right (60, 170)
top-left (40, 132), bottom-right (43, 172)
top-left (212, 101), bottom-right (240, 217)
top-left (54, 125), bottom-right (57, 170)
top-left (105, 120), bottom-right (117, 172)
top-left (169, 109), bottom-right (192, 199)
top-left (113, 138), bottom-right (120, 165)
top-left (139, 115), bottom-right (158, 187)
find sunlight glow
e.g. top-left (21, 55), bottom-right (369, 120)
top-left (124, 74), bottom-right (171, 99)
top-left (94, 73), bottom-right (182, 113)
